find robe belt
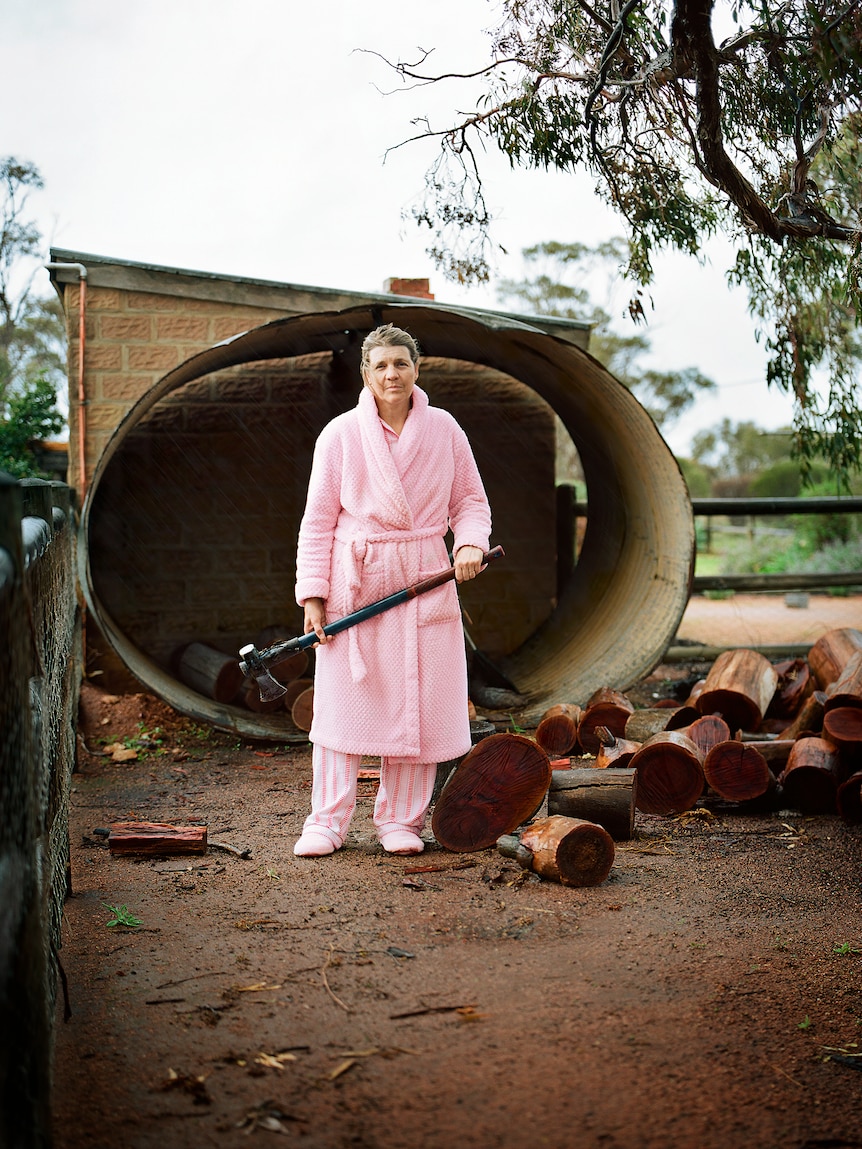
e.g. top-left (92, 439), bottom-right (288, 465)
top-left (333, 524), bottom-right (448, 683)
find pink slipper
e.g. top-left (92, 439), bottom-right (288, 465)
top-left (379, 829), bottom-right (425, 855)
top-left (293, 830), bottom-right (339, 857)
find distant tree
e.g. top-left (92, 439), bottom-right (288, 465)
top-left (0, 156), bottom-right (65, 477)
top-left (691, 419), bottom-right (794, 478)
top-left (497, 240), bottom-right (715, 429)
top-left (677, 457), bottom-right (712, 498)
top-left (380, 1), bottom-right (862, 480)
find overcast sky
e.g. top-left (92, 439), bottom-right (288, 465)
top-left (2, 0), bottom-right (796, 455)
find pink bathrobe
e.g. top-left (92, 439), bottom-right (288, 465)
top-left (295, 384), bottom-right (492, 762)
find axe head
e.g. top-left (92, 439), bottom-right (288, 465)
top-left (238, 644), bottom-right (288, 703)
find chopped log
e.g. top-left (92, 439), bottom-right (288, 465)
top-left (177, 642), bottom-right (244, 704)
top-left (702, 740), bottom-right (771, 802)
top-left (676, 715), bottom-right (731, 758)
top-left (684, 680), bottom-right (706, 707)
top-left (779, 736), bottom-right (842, 814)
top-left (497, 815), bottom-right (615, 887)
top-left (822, 706), bottom-right (862, 773)
top-left (630, 732), bottom-right (705, 815)
top-left (108, 821), bottom-right (207, 855)
top-left (578, 688), bottom-right (635, 754)
top-left (535, 703), bottom-right (582, 757)
top-left (766, 658), bottom-right (813, 719)
top-left (837, 771), bottom-right (862, 824)
top-left (625, 709), bottom-right (676, 743)
top-left (823, 650), bottom-right (862, 713)
top-left (695, 649), bottom-right (779, 732)
top-left (431, 733), bottom-right (553, 852)
top-left (240, 677), bottom-right (286, 714)
top-left (665, 705), bottom-right (702, 730)
top-left (594, 726), bottom-right (640, 770)
top-left (291, 686), bottom-right (314, 732)
top-left (738, 739), bottom-right (795, 771)
top-left (281, 677), bottom-right (314, 712)
top-left (808, 627), bottom-right (862, 690)
top-left (547, 767), bottom-right (637, 840)
top-left (780, 690), bottom-right (827, 740)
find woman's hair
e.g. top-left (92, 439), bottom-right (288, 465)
top-left (360, 324), bottom-right (421, 373)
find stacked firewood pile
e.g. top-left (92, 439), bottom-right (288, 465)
top-left (431, 626), bottom-right (862, 889)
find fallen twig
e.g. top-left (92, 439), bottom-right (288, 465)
top-left (321, 944), bottom-right (350, 1012)
top-left (390, 1003), bottom-right (477, 1019)
top-left (209, 840), bottom-right (252, 859)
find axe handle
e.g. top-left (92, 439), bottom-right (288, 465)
top-left (261, 545), bottom-right (504, 665)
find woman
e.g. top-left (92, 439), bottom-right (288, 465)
top-left (293, 323), bottom-right (492, 857)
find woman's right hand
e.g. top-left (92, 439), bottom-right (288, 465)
top-left (303, 598), bottom-right (329, 645)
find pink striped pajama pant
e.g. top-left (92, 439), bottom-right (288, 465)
top-left (302, 743), bottom-right (436, 849)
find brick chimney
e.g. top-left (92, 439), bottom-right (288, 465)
top-left (384, 277), bottom-right (435, 300)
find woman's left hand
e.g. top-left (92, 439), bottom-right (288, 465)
top-left (454, 545), bottom-right (485, 583)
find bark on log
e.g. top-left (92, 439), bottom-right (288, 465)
top-left (625, 709), bottom-right (676, 743)
top-left (630, 732), bottom-right (705, 815)
top-left (497, 815), bottom-right (615, 887)
top-left (578, 688), bottom-right (635, 754)
top-left (547, 767), bottom-right (637, 840)
top-left (808, 627), bottom-right (862, 690)
top-left (676, 715), bottom-right (731, 757)
top-left (779, 736), bottom-right (842, 814)
top-left (824, 650), bottom-right (862, 713)
top-left (822, 706), bottom-right (862, 773)
top-left (780, 690), bottom-right (827, 740)
top-left (695, 649), bottom-right (779, 732)
top-left (837, 771), bottom-right (862, 824)
top-left (107, 821), bottom-right (207, 855)
top-left (431, 733), bottom-right (553, 852)
top-left (766, 658), bottom-right (813, 719)
top-left (535, 703), bottom-right (582, 757)
top-left (291, 686), bottom-right (314, 732)
top-left (177, 642), bottom-right (244, 704)
top-left (702, 740), bottom-right (771, 802)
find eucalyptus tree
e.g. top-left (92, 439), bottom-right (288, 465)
top-left (380, 1), bottom-right (862, 481)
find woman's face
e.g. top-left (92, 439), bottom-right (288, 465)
top-left (363, 344), bottom-right (419, 408)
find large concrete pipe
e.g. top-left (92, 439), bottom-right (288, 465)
top-left (81, 303), bottom-right (694, 739)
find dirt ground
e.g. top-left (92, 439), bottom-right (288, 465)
top-left (52, 596), bottom-right (862, 1149)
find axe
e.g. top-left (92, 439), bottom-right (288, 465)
top-left (239, 546), bottom-right (505, 702)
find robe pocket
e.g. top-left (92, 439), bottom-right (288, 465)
top-left (416, 572), bottom-right (462, 626)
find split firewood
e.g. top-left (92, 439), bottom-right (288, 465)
top-left (497, 815), bottom-right (615, 888)
top-left (630, 731), bottom-right (705, 816)
top-left (822, 706), bottom-right (862, 773)
top-left (824, 651), bottom-right (862, 713)
top-left (695, 649), bottom-right (779, 733)
top-left (594, 726), bottom-right (640, 769)
top-left (780, 690), bottom-right (827, 740)
top-left (176, 642), bottom-right (244, 704)
top-left (766, 658), bottom-right (813, 719)
top-left (578, 687), bottom-right (635, 754)
top-left (547, 767), bottom-right (637, 840)
top-left (702, 740), bottom-right (771, 803)
top-left (676, 714), bottom-right (731, 758)
top-left (107, 821), bottom-right (207, 856)
top-left (779, 736), bottom-right (843, 814)
top-left (808, 627), bottom-right (862, 690)
top-left (535, 703), bottom-right (582, 757)
top-left (431, 733), bottom-right (553, 853)
top-left (291, 686), bottom-right (314, 732)
top-left (837, 771), bottom-right (862, 824)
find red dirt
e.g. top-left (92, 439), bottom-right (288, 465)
top-left (53, 606), bottom-right (862, 1149)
